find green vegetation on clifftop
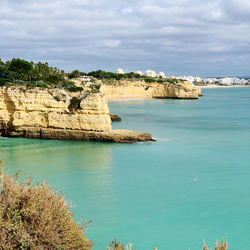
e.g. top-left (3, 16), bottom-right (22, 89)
top-left (0, 59), bottom-right (184, 91)
top-left (0, 58), bottom-right (82, 92)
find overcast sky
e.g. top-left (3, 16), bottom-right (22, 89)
top-left (0, 0), bottom-right (250, 76)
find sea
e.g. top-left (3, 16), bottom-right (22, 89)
top-left (0, 87), bottom-right (250, 249)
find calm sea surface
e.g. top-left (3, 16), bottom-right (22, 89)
top-left (0, 88), bottom-right (250, 249)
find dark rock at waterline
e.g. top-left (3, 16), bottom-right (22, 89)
top-left (2, 127), bottom-right (155, 143)
top-left (110, 114), bottom-right (121, 122)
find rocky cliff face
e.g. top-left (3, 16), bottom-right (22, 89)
top-left (0, 87), bottom-right (154, 143)
top-left (100, 80), bottom-right (201, 99)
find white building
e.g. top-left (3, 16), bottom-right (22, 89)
top-left (176, 76), bottom-right (248, 85)
top-left (115, 68), bottom-right (124, 74)
top-left (145, 70), bottom-right (157, 77)
top-left (219, 77), bottom-right (247, 85)
top-left (158, 72), bottom-right (165, 78)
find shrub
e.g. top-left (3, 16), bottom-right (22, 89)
top-left (67, 86), bottom-right (83, 92)
top-left (62, 79), bottom-right (75, 87)
top-left (87, 70), bottom-right (141, 80)
top-left (36, 82), bottom-right (48, 88)
top-left (68, 70), bottom-right (81, 79)
top-left (26, 82), bottom-right (37, 88)
top-left (13, 79), bottom-right (26, 85)
top-left (108, 239), bottom-right (228, 250)
top-left (165, 78), bottom-right (179, 84)
top-left (46, 74), bottom-right (62, 84)
top-left (0, 162), bottom-right (92, 249)
top-left (54, 95), bottom-right (61, 102)
top-left (89, 84), bottom-right (100, 93)
top-left (62, 79), bottom-right (81, 91)
top-left (145, 78), bottom-right (156, 83)
top-left (108, 240), bottom-right (136, 250)
top-left (157, 79), bottom-right (164, 83)
top-left (0, 79), bottom-right (8, 86)
top-left (68, 97), bottom-right (82, 111)
top-left (203, 239), bottom-right (228, 250)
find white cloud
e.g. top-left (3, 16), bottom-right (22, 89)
top-left (121, 8), bottom-right (133, 14)
top-left (102, 40), bottom-right (121, 48)
top-left (210, 10), bottom-right (223, 20)
top-left (0, 0), bottom-right (249, 76)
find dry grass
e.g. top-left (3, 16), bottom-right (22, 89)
top-left (107, 240), bottom-right (138, 250)
top-left (107, 240), bottom-right (160, 250)
top-left (108, 239), bottom-right (228, 250)
top-left (0, 161), bottom-right (92, 249)
top-left (108, 240), bottom-right (228, 250)
top-left (203, 239), bottom-right (228, 250)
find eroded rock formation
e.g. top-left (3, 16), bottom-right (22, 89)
top-left (0, 87), bottom-right (154, 143)
top-left (100, 80), bottom-right (201, 99)
top-left (110, 114), bottom-right (121, 122)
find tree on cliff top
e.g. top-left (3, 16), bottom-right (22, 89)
top-left (0, 161), bottom-right (92, 249)
top-left (68, 69), bottom-right (81, 79)
top-left (8, 58), bottom-right (33, 75)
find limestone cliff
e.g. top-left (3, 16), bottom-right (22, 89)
top-left (0, 87), bottom-right (154, 143)
top-left (100, 80), bottom-right (201, 99)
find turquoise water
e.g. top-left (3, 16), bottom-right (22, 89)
top-left (0, 87), bottom-right (250, 249)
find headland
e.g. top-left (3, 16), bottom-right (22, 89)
top-left (0, 59), bottom-right (202, 143)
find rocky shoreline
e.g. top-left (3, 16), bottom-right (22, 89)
top-left (110, 113), bottom-right (121, 121)
top-left (3, 127), bottom-right (154, 143)
top-left (0, 80), bottom-right (201, 143)
top-left (100, 80), bottom-right (201, 99)
top-left (0, 86), bottom-right (154, 143)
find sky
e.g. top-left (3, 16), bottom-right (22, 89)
top-left (0, 0), bottom-right (250, 77)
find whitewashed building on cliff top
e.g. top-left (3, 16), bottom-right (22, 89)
top-left (158, 72), bottom-right (165, 78)
top-left (145, 70), bottom-right (157, 77)
top-left (115, 68), bottom-right (124, 74)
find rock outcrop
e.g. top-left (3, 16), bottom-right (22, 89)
top-left (109, 114), bottom-right (121, 122)
top-left (0, 87), bottom-right (154, 143)
top-left (100, 80), bottom-right (201, 99)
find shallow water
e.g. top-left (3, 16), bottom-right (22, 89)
top-left (0, 87), bottom-right (250, 249)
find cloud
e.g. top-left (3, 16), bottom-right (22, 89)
top-left (102, 40), bottom-right (121, 48)
top-left (120, 8), bottom-right (133, 14)
top-left (0, 0), bottom-right (249, 76)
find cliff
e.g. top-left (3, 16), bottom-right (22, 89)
top-left (0, 87), bottom-right (154, 143)
top-left (100, 80), bottom-right (201, 99)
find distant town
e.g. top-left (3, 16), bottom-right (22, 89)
top-left (115, 68), bottom-right (250, 86)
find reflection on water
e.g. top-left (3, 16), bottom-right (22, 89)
top-left (0, 138), bottom-right (117, 248)
top-left (0, 139), bottom-right (112, 176)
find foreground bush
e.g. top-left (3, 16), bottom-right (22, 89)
top-left (0, 162), bottom-right (92, 249)
top-left (203, 239), bottom-right (228, 250)
top-left (108, 239), bottom-right (228, 250)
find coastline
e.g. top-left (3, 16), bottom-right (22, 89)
top-left (198, 84), bottom-right (250, 89)
top-left (106, 84), bottom-right (250, 100)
